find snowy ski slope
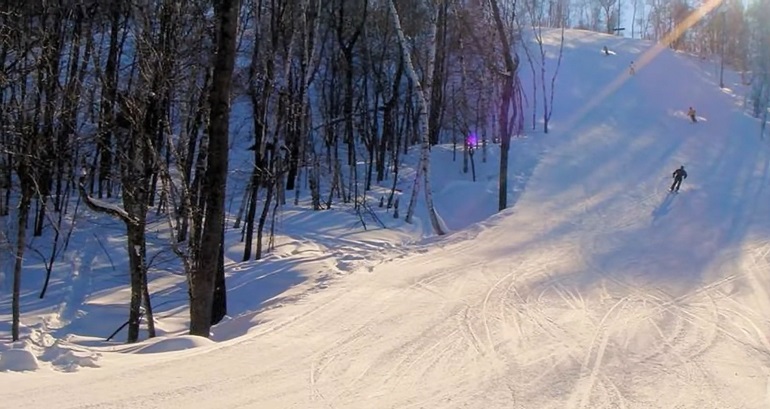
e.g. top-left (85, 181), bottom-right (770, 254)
top-left (3, 29), bottom-right (770, 408)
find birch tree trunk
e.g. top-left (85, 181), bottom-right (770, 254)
top-left (389, 0), bottom-right (445, 235)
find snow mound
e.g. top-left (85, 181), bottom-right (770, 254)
top-left (40, 341), bottom-right (101, 372)
top-left (50, 349), bottom-right (101, 372)
top-left (0, 349), bottom-right (40, 372)
top-left (133, 335), bottom-right (216, 354)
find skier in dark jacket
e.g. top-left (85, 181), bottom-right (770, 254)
top-left (670, 166), bottom-right (687, 192)
top-left (687, 107), bottom-right (697, 123)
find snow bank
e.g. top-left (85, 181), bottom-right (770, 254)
top-left (0, 349), bottom-right (40, 372)
top-left (133, 335), bottom-right (216, 354)
top-left (48, 349), bottom-right (100, 372)
top-left (40, 340), bottom-right (101, 372)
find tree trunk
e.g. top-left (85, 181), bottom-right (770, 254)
top-left (489, 0), bottom-right (520, 211)
top-left (125, 222), bottom-right (145, 343)
top-left (140, 248), bottom-right (156, 338)
top-left (428, 1), bottom-right (448, 146)
top-left (12, 187), bottom-right (32, 341)
top-left (310, 155), bottom-right (321, 210)
top-left (242, 169), bottom-right (260, 261)
top-left (97, 4), bottom-right (123, 199)
top-left (189, 0), bottom-right (239, 337)
top-left (378, 55), bottom-right (403, 183)
top-left (211, 214), bottom-right (227, 325)
top-left (389, 0), bottom-right (444, 235)
top-left (256, 179), bottom-right (274, 260)
top-left (177, 69), bottom-right (211, 243)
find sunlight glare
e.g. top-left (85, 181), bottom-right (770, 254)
top-left (562, 0), bottom-right (725, 132)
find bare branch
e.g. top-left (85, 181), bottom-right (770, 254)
top-left (77, 171), bottom-right (138, 226)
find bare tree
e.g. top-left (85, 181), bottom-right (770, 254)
top-left (746, 0), bottom-right (770, 137)
top-left (242, 0), bottom-right (281, 262)
top-left (11, 134), bottom-right (33, 342)
top-left (428, 0), bottom-right (449, 146)
top-left (598, 0), bottom-right (617, 34)
top-left (77, 87), bottom-right (162, 344)
top-left (631, 0), bottom-right (640, 38)
top-left (189, 0), bottom-right (240, 337)
top-left (489, 0), bottom-right (524, 211)
top-left (522, 0), bottom-right (566, 134)
top-left (389, 0), bottom-right (445, 235)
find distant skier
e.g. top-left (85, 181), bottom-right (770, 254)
top-left (670, 165), bottom-right (687, 192)
top-left (687, 107), bottom-right (697, 123)
top-left (629, 61), bottom-right (636, 75)
top-left (603, 46), bottom-right (610, 56)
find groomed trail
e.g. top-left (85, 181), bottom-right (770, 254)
top-left (5, 30), bottom-right (770, 409)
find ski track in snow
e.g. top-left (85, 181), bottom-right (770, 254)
top-left (9, 210), bottom-right (769, 408)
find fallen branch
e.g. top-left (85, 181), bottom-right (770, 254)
top-left (77, 171), bottom-right (138, 227)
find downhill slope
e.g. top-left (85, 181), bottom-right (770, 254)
top-left (4, 30), bottom-right (770, 409)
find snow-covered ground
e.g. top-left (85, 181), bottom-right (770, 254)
top-left (3, 29), bottom-right (770, 408)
